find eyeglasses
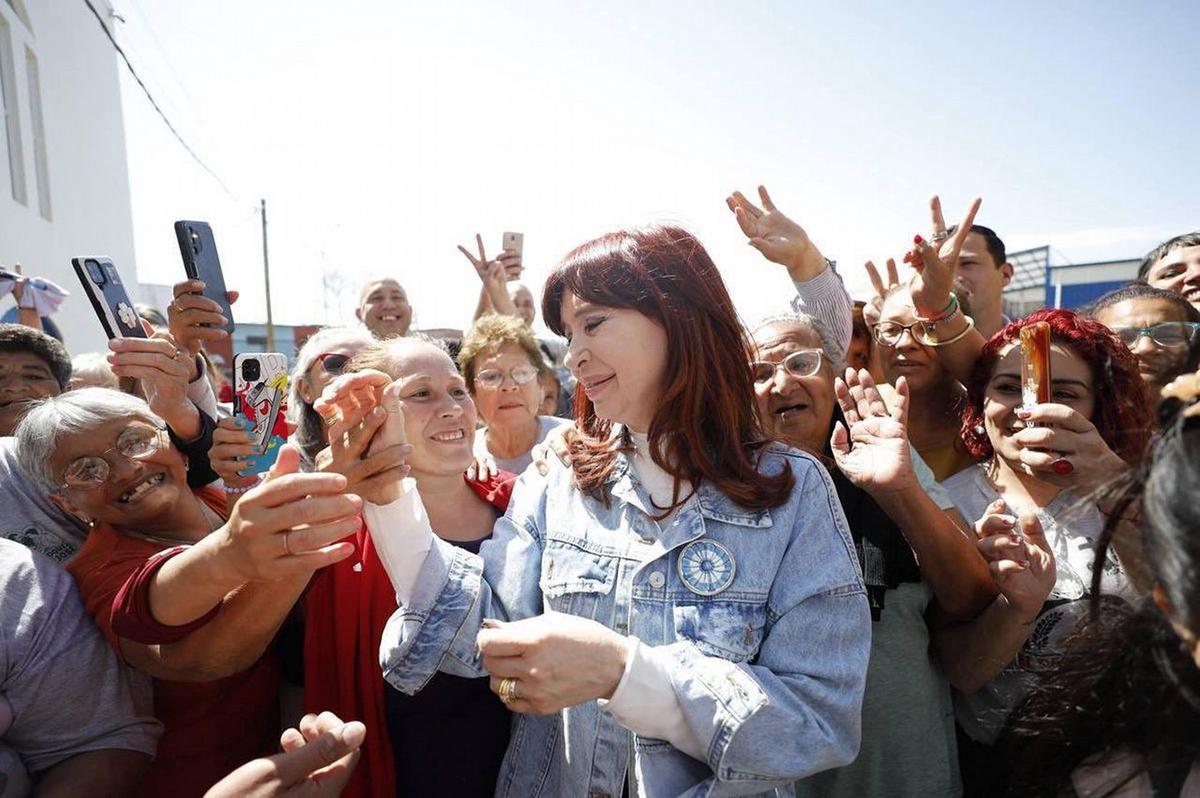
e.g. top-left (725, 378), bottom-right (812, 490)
top-left (750, 350), bottom-right (824, 383)
top-left (872, 321), bottom-right (936, 347)
top-left (59, 424), bottom-right (167, 491)
top-left (315, 352), bottom-right (352, 375)
top-left (475, 364), bottom-right (539, 390)
top-left (1111, 322), bottom-right (1200, 349)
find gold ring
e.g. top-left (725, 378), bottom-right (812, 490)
top-left (498, 677), bottom-right (518, 704)
top-left (283, 530), bottom-right (295, 556)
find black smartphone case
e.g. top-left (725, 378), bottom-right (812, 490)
top-left (71, 257), bottom-right (148, 340)
top-left (174, 220), bottom-right (235, 333)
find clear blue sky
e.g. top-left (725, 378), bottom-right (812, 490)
top-left (113, 0), bottom-right (1200, 331)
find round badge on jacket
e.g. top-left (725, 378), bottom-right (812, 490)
top-left (677, 539), bottom-right (736, 596)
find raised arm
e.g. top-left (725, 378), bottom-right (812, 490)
top-left (830, 368), bottom-right (997, 619)
top-left (906, 196), bottom-right (988, 384)
top-left (110, 447), bottom-right (362, 682)
top-left (459, 234), bottom-right (519, 322)
top-left (726, 185), bottom-right (853, 357)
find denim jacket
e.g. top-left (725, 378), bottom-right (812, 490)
top-left (380, 443), bottom-right (870, 798)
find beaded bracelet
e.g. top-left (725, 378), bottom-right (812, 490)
top-left (914, 292), bottom-right (958, 324)
top-left (222, 475), bottom-right (263, 494)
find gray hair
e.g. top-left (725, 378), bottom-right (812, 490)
top-left (69, 352), bottom-right (120, 390)
top-left (15, 387), bottom-right (160, 494)
top-left (288, 326), bottom-right (377, 469)
top-left (749, 312), bottom-right (846, 375)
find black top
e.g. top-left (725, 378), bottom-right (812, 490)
top-left (385, 534), bottom-right (512, 797)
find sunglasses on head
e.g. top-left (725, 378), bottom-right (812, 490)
top-left (315, 352), bottom-right (352, 375)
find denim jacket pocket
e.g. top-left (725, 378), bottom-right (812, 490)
top-left (672, 600), bottom-right (768, 663)
top-left (539, 538), bottom-right (617, 615)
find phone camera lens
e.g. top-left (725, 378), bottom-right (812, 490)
top-left (190, 231), bottom-right (202, 255)
top-left (85, 260), bottom-right (106, 286)
top-left (241, 359), bottom-right (261, 382)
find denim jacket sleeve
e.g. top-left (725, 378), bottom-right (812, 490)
top-left (655, 454), bottom-right (871, 790)
top-left (379, 465), bottom-right (549, 694)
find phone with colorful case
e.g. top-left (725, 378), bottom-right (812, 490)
top-left (234, 352), bottom-right (289, 475)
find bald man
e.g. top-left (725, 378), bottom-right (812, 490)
top-left (356, 279), bottom-right (413, 339)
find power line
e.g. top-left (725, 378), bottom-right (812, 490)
top-left (81, 0), bottom-right (238, 201)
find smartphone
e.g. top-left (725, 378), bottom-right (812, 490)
top-left (234, 353), bottom-right (289, 475)
top-left (174, 220), bottom-right (235, 333)
top-left (501, 231), bottom-right (523, 280)
top-left (71, 257), bottom-right (148, 340)
top-left (1019, 321), bottom-right (1051, 427)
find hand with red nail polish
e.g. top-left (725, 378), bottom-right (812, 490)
top-left (908, 195), bottom-right (982, 319)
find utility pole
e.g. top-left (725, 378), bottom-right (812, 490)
top-left (260, 198), bottom-right (275, 352)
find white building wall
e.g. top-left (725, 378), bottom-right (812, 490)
top-left (0, 0), bottom-right (136, 353)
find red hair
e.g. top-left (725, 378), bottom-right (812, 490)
top-left (542, 225), bottom-right (794, 512)
top-left (960, 309), bottom-right (1154, 465)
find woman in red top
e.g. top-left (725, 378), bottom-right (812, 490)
top-left (306, 335), bottom-right (517, 798)
top-left (13, 388), bottom-right (368, 797)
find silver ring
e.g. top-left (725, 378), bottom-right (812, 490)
top-left (931, 230), bottom-right (949, 244)
top-left (173, 347), bottom-right (184, 361)
top-left (283, 531), bottom-right (295, 556)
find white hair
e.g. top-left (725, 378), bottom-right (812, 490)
top-left (750, 312), bottom-right (846, 375)
top-left (15, 387), bottom-right (160, 494)
top-left (287, 326), bottom-right (376, 468)
top-left (68, 352), bottom-right (119, 390)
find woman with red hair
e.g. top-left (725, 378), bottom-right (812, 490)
top-left (939, 308), bottom-right (1155, 784)
top-left (339, 225), bottom-right (871, 796)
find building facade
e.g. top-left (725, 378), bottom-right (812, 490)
top-left (1002, 245), bottom-right (1138, 317)
top-left (0, 0), bottom-right (137, 352)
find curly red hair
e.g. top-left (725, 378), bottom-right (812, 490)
top-left (542, 225), bottom-right (794, 512)
top-left (960, 308), bottom-right (1154, 465)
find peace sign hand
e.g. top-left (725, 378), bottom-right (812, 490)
top-left (458, 234), bottom-right (501, 282)
top-left (725, 185), bottom-right (826, 281)
top-left (863, 258), bottom-right (900, 327)
top-left (905, 195), bottom-right (981, 317)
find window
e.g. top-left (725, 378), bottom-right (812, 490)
top-left (24, 47), bottom-right (48, 219)
top-left (0, 14), bottom-right (25, 205)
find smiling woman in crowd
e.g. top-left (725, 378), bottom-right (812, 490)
top-left (340, 224), bottom-right (871, 797)
top-left (458, 313), bottom-right (570, 475)
top-left (985, 367), bottom-right (1200, 796)
top-left (301, 333), bottom-right (516, 798)
top-left (15, 388), bottom-right (363, 796)
top-left (939, 309), bottom-right (1155, 788)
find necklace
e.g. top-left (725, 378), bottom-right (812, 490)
top-left (116, 498), bottom-right (224, 548)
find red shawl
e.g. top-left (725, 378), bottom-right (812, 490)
top-left (303, 473), bottom-right (515, 798)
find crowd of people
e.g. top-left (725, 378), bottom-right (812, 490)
top-left (0, 187), bottom-right (1198, 798)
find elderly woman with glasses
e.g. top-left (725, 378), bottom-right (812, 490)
top-left (749, 311), bottom-right (997, 797)
top-left (14, 388), bottom-right (364, 796)
top-left (458, 313), bottom-right (570, 475)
